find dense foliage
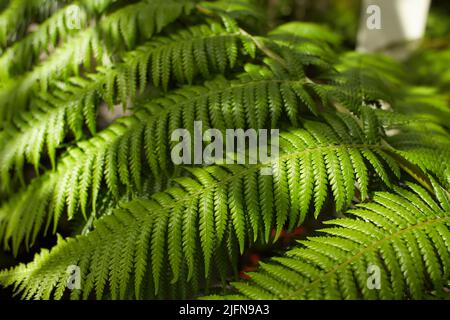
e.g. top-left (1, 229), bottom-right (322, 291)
top-left (0, 0), bottom-right (449, 300)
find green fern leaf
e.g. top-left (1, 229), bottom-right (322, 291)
top-left (222, 185), bottom-right (450, 300)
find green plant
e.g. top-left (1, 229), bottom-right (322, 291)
top-left (0, 0), bottom-right (449, 300)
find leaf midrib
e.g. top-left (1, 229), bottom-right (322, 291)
top-left (283, 214), bottom-right (450, 299)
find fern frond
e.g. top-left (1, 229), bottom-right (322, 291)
top-left (408, 48), bottom-right (450, 91)
top-left (1, 59), bottom-right (444, 252)
top-left (269, 22), bottom-right (342, 47)
top-left (0, 23), bottom-right (253, 186)
top-left (266, 25), bottom-right (338, 71)
top-left (0, 68), bottom-right (321, 252)
top-left (395, 87), bottom-right (450, 129)
top-left (0, 0), bottom-right (119, 79)
top-left (327, 52), bottom-right (405, 111)
top-left (0, 0), bottom-right (67, 49)
top-left (198, 0), bottom-right (265, 21)
top-left (0, 0), bottom-right (194, 123)
top-left (386, 121), bottom-right (450, 187)
top-left (221, 184), bottom-right (450, 300)
top-left (0, 117), bottom-right (407, 299)
top-left (1, 4), bottom-right (448, 302)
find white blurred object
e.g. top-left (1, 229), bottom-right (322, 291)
top-left (357, 0), bottom-right (431, 60)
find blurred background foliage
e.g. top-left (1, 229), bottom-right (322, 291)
top-left (408, 1), bottom-right (450, 90)
top-left (265, 0), bottom-right (361, 48)
top-left (260, 0), bottom-right (450, 110)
